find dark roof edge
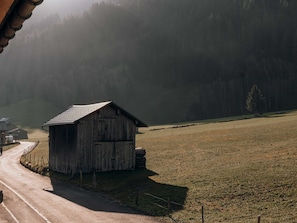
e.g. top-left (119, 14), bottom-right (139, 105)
top-left (42, 101), bottom-right (148, 128)
top-left (0, 0), bottom-right (20, 29)
top-left (41, 104), bottom-right (75, 127)
top-left (0, 0), bottom-right (43, 54)
top-left (73, 101), bottom-right (148, 127)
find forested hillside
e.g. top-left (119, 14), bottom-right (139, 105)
top-left (1, 0), bottom-right (297, 125)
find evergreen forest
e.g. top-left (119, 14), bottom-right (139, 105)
top-left (1, 0), bottom-right (297, 125)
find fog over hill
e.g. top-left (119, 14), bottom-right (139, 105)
top-left (1, 0), bottom-right (297, 127)
top-left (27, 0), bottom-right (104, 26)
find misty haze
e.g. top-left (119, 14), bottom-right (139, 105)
top-left (1, 0), bottom-right (297, 127)
top-left (1, 1), bottom-right (297, 223)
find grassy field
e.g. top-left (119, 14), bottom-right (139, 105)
top-left (26, 112), bottom-right (297, 223)
top-left (20, 129), bottom-right (50, 171)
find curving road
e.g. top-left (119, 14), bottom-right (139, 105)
top-left (0, 142), bottom-right (160, 223)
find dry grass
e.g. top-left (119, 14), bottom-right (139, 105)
top-left (21, 129), bottom-right (49, 170)
top-left (137, 112), bottom-right (297, 222)
top-left (27, 129), bottom-right (49, 154)
top-left (3, 143), bottom-right (20, 151)
top-left (27, 112), bottom-right (297, 222)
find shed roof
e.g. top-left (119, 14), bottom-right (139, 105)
top-left (0, 117), bottom-right (10, 131)
top-left (0, 0), bottom-right (43, 54)
top-left (0, 118), bottom-right (10, 123)
top-left (42, 101), bottom-right (148, 127)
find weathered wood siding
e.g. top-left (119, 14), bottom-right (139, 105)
top-left (49, 125), bottom-right (77, 174)
top-left (77, 105), bottom-right (137, 173)
top-left (93, 141), bottom-right (135, 172)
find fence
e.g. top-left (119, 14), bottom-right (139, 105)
top-left (20, 141), bottom-right (49, 174)
top-left (135, 190), bottom-right (264, 223)
top-left (135, 189), bottom-right (186, 222)
top-left (22, 153), bottom-right (49, 167)
top-left (22, 141), bottom-right (38, 155)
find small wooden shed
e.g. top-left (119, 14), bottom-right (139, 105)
top-left (0, 118), bottom-right (28, 143)
top-left (42, 101), bottom-right (147, 174)
top-left (9, 127), bottom-right (28, 140)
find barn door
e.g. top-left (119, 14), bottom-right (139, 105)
top-left (93, 142), bottom-right (113, 172)
top-left (114, 141), bottom-right (135, 170)
top-left (93, 141), bottom-right (135, 172)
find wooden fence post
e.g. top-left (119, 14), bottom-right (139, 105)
top-left (167, 198), bottom-right (171, 216)
top-left (258, 215), bottom-right (261, 223)
top-left (202, 205), bottom-right (204, 223)
top-left (92, 171), bottom-right (97, 188)
top-left (135, 188), bottom-right (139, 206)
top-left (0, 190), bottom-right (3, 203)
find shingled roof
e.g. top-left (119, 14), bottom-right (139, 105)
top-left (0, 0), bottom-right (43, 54)
top-left (42, 101), bottom-right (148, 128)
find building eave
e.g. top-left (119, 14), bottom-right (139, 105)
top-left (0, 0), bottom-right (43, 54)
top-left (42, 101), bottom-right (148, 128)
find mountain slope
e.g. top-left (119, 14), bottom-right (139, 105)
top-left (1, 1), bottom-right (297, 124)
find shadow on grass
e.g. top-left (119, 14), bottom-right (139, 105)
top-left (264, 111), bottom-right (289, 118)
top-left (48, 169), bottom-right (188, 217)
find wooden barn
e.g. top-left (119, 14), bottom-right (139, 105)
top-left (42, 101), bottom-right (147, 174)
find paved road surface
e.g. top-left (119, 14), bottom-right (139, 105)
top-left (0, 142), bottom-right (160, 223)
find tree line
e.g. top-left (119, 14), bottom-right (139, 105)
top-left (0, 0), bottom-right (297, 124)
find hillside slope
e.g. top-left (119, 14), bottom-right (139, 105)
top-left (1, 1), bottom-right (297, 124)
top-left (0, 98), bottom-right (62, 128)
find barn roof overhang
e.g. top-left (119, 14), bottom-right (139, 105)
top-left (0, 0), bottom-right (43, 54)
top-left (42, 101), bottom-right (148, 128)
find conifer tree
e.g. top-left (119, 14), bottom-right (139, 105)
top-left (246, 84), bottom-right (266, 116)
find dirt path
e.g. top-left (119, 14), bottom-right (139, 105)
top-left (0, 142), bottom-right (160, 223)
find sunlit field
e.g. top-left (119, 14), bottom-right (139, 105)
top-left (136, 112), bottom-right (297, 222)
top-left (20, 129), bottom-right (49, 171)
top-left (26, 112), bottom-right (297, 222)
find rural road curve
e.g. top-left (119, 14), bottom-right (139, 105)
top-left (0, 142), bottom-right (160, 223)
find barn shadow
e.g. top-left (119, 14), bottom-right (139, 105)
top-left (47, 169), bottom-right (188, 216)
